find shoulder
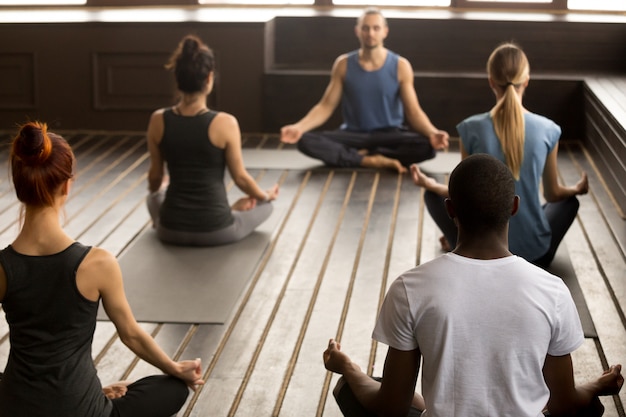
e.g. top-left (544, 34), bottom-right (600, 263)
top-left (525, 112), bottom-right (561, 131)
top-left (79, 246), bottom-right (120, 275)
top-left (395, 55), bottom-right (414, 84)
top-left (211, 111), bottom-right (239, 131)
top-left (147, 108), bottom-right (167, 141)
top-left (457, 112), bottom-right (491, 132)
top-left (209, 111), bottom-right (240, 147)
top-left (149, 108), bottom-right (167, 124)
top-left (332, 53), bottom-right (350, 74)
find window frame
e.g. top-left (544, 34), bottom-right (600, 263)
top-left (1, 0), bottom-right (619, 13)
top-left (451, 0), bottom-right (568, 11)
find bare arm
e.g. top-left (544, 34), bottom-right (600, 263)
top-left (398, 57), bottom-right (448, 151)
top-left (280, 55), bottom-right (347, 144)
top-left (84, 248), bottom-right (204, 390)
top-left (0, 264), bottom-right (5, 302)
top-left (542, 144), bottom-right (588, 203)
top-left (146, 110), bottom-right (166, 193)
top-left (212, 112), bottom-right (278, 201)
top-left (323, 339), bottom-right (423, 417)
top-left (544, 354), bottom-right (623, 416)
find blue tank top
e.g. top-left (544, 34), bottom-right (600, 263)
top-left (457, 112), bottom-right (561, 261)
top-left (160, 108), bottom-right (235, 233)
top-left (341, 50), bottom-right (404, 132)
top-left (0, 242), bottom-right (112, 417)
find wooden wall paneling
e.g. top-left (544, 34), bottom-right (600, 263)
top-left (269, 16), bottom-right (626, 75)
top-left (92, 52), bottom-right (174, 110)
top-left (262, 72), bottom-right (342, 133)
top-left (263, 73), bottom-right (584, 139)
top-left (0, 52), bottom-right (37, 109)
top-left (584, 88), bottom-right (626, 213)
top-left (0, 21), bottom-right (265, 132)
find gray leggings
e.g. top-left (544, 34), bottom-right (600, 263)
top-left (147, 191), bottom-right (273, 246)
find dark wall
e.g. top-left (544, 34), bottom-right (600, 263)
top-left (270, 15), bottom-right (626, 74)
top-left (0, 12), bottom-right (624, 136)
top-left (264, 15), bottom-right (625, 138)
top-left (0, 21), bottom-right (265, 131)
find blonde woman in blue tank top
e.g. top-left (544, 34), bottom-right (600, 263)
top-left (410, 43), bottom-right (588, 268)
top-left (146, 35), bottom-right (279, 246)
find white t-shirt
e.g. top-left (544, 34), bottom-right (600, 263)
top-left (372, 253), bottom-right (584, 417)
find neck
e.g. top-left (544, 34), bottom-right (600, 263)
top-left (452, 229), bottom-right (511, 260)
top-left (360, 45), bottom-right (386, 59)
top-left (176, 92), bottom-right (209, 115)
top-left (13, 204), bottom-right (73, 255)
top-left (359, 46), bottom-right (387, 70)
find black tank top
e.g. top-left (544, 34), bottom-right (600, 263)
top-left (159, 108), bottom-right (235, 232)
top-left (0, 242), bottom-right (112, 417)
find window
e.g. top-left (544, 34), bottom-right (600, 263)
top-left (200, 0), bottom-right (312, 4)
top-left (568, 0), bottom-right (626, 11)
top-left (0, 0), bottom-right (85, 4)
top-left (1, 0), bottom-right (624, 13)
top-left (333, 0), bottom-right (449, 5)
top-left (453, 0), bottom-right (567, 10)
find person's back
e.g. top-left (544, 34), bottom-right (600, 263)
top-left (147, 35), bottom-right (278, 246)
top-left (0, 243), bottom-right (112, 417)
top-left (413, 42), bottom-right (587, 267)
top-left (324, 154), bottom-right (621, 417)
top-left (159, 108), bottom-right (233, 233)
top-left (378, 252), bottom-right (582, 416)
top-left (458, 111), bottom-right (560, 260)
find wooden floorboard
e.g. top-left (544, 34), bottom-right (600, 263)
top-left (0, 132), bottom-right (623, 416)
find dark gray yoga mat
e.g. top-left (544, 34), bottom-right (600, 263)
top-left (548, 243), bottom-right (598, 338)
top-left (97, 212), bottom-right (280, 324)
top-left (242, 149), bottom-right (321, 170)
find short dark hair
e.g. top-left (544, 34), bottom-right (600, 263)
top-left (448, 154), bottom-right (516, 234)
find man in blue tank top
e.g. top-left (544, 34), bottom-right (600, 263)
top-left (280, 8), bottom-right (449, 173)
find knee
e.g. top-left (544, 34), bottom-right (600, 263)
top-left (169, 376), bottom-right (190, 407)
top-left (296, 132), bottom-right (318, 153)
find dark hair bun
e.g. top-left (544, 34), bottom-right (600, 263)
top-left (181, 36), bottom-right (200, 59)
top-left (13, 122), bottom-right (52, 165)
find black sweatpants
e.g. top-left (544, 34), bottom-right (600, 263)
top-left (298, 128), bottom-right (435, 168)
top-left (110, 375), bottom-right (189, 417)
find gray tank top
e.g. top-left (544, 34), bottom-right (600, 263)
top-left (159, 108), bottom-right (235, 232)
top-left (0, 242), bottom-right (112, 417)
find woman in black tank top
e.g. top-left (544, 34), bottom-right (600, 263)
top-left (0, 122), bottom-right (204, 417)
top-left (146, 35), bottom-right (279, 246)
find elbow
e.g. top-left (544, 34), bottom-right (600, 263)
top-left (543, 187), bottom-right (564, 203)
top-left (148, 173), bottom-right (163, 193)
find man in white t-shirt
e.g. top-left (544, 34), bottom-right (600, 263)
top-left (323, 154), bottom-right (623, 417)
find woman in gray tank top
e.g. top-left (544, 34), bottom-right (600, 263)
top-left (146, 35), bottom-right (279, 246)
top-left (0, 122), bottom-right (204, 417)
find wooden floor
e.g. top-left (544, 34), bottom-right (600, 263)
top-left (0, 132), bottom-right (625, 417)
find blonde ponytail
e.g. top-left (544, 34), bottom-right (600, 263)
top-left (487, 43), bottom-right (529, 180)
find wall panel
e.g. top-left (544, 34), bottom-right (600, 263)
top-left (0, 52), bottom-right (37, 109)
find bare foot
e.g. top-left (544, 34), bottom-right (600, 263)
top-left (102, 381), bottom-right (131, 399)
top-left (361, 154), bottom-right (407, 174)
top-left (232, 196), bottom-right (257, 211)
top-left (439, 235), bottom-right (452, 252)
